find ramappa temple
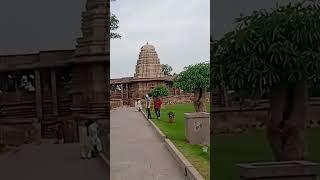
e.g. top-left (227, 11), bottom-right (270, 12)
top-left (110, 42), bottom-right (180, 107)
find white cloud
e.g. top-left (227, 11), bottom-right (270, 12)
top-left (111, 0), bottom-right (210, 78)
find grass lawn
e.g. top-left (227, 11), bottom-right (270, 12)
top-left (212, 128), bottom-right (320, 179)
top-left (147, 103), bottom-right (210, 179)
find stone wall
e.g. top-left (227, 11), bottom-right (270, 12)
top-left (213, 97), bottom-right (320, 134)
top-left (161, 93), bottom-right (210, 105)
top-left (110, 99), bottom-right (123, 109)
top-left (138, 94), bottom-right (210, 110)
top-left (161, 94), bottom-right (194, 105)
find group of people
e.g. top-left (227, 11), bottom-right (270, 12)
top-left (80, 119), bottom-right (103, 159)
top-left (144, 94), bottom-right (162, 120)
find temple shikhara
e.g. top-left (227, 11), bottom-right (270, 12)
top-left (111, 42), bottom-right (179, 107)
top-left (0, 0), bottom-right (108, 145)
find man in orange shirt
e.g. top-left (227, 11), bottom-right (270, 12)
top-left (154, 97), bottom-right (162, 120)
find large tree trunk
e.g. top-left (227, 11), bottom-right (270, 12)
top-left (267, 80), bottom-right (309, 161)
top-left (193, 88), bottom-right (206, 112)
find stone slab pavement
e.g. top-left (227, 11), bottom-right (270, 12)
top-left (0, 143), bottom-right (108, 180)
top-left (111, 107), bottom-right (187, 180)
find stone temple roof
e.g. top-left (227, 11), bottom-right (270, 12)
top-left (110, 75), bottom-right (174, 85)
top-left (134, 42), bottom-right (164, 78)
top-left (141, 42), bottom-right (155, 51)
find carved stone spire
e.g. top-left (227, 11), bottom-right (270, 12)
top-left (134, 42), bottom-right (164, 79)
top-left (74, 0), bottom-right (108, 57)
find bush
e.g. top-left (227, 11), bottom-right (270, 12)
top-left (149, 86), bottom-right (169, 97)
top-left (168, 111), bottom-right (175, 119)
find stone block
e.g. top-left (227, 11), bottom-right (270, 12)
top-left (184, 112), bottom-right (210, 146)
top-left (237, 161), bottom-right (320, 180)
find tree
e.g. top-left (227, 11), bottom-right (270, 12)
top-left (149, 86), bottom-right (169, 97)
top-left (110, 0), bottom-right (121, 39)
top-left (174, 62), bottom-right (209, 112)
top-left (212, 1), bottom-right (320, 161)
top-left (162, 64), bottom-right (173, 75)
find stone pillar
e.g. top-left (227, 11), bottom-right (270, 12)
top-left (184, 112), bottom-right (210, 146)
top-left (51, 70), bottom-right (58, 117)
top-left (121, 84), bottom-right (124, 99)
top-left (35, 70), bottom-right (42, 120)
top-left (126, 83), bottom-right (129, 99)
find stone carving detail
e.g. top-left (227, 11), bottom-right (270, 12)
top-left (75, 0), bottom-right (107, 56)
top-left (134, 42), bottom-right (164, 79)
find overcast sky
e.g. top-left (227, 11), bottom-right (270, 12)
top-left (0, 0), bottom-right (85, 55)
top-left (110, 0), bottom-right (210, 79)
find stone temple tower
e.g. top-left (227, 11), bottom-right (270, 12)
top-left (70, 0), bottom-right (108, 141)
top-left (134, 42), bottom-right (164, 79)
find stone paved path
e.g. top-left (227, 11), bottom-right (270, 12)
top-left (0, 143), bottom-right (108, 180)
top-left (111, 107), bottom-right (186, 180)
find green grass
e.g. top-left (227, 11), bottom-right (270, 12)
top-left (147, 103), bottom-right (210, 179)
top-left (212, 128), bottom-right (320, 180)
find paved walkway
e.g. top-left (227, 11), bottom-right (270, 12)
top-left (110, 107), bottom-right (186, 180)
top-left (0, 143), bottom-right (108, 180)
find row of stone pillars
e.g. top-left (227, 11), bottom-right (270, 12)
top-left (120, 83), bottom-right (129, 100)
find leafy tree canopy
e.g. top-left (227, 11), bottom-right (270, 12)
top-left (149, 86), bottom-right (169, 97)
top-left (174, 62), bottom-right (210, 92)
top-left (162, 64), bottom-right (173, 75)
top-left (110, 0), bottom-right (121, 39)
top-left (212, 1), bottom-right (320, 97)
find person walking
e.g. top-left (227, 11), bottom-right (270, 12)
top-left (88, 119), bottom-right (103, 157)
top-left (146, 94), bottom-right (152, 120)
top-left (137, 99), bottom-right (142, 112)
top-left (134, 100), bottom-right (138, 111)
top-left (154, 97), bottom-right (162, 120)
top-left (80, 121), bottom-right (92, 159)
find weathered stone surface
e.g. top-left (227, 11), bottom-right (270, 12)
top-left (237, 161), bottom-right (320, 180)
top-left (134, 42), bottom-right (164, 79)
top-left (184, 112), bottom-right (210, 146)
